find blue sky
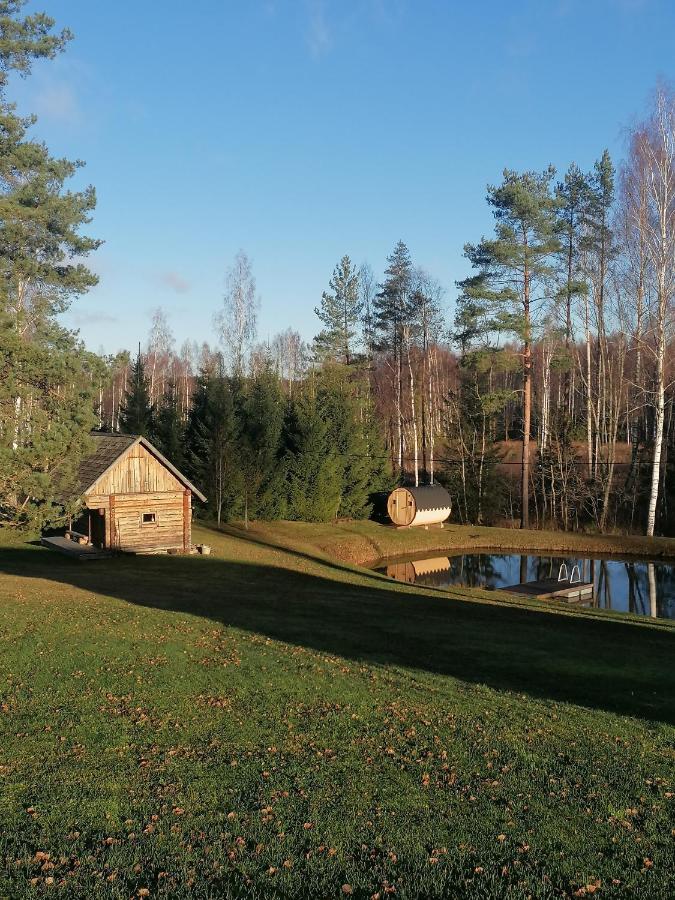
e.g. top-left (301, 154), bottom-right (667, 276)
top-left (13, 0), bottom-right (675, 355)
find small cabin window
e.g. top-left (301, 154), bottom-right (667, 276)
top-left (142, 512), bottom-right (157, 524)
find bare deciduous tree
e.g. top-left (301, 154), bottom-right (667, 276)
top-left (627, 88), bottom-right (675, 536)
top-left (146, 307), bottom-right (175, 404)
top-left (215, 249), bottom-right (259, 376)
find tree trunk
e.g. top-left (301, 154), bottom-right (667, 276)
top-left (428, 345), bottom-right (435, 484)
top-left (585, 294), bottom-right (593, 478)
top-left (646, 310), bottom-right (665, 536)
top-left (521, 249), bottom-right (531, 529)
top-left (395, 330), bottom-right (403, 473)
top-left (407, 340), bottom-right (419, 487)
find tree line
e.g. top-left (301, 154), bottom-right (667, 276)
top-left (1, 2), bottom-right (674, 535)
top-left (119, 349), bottom-right (391, 525)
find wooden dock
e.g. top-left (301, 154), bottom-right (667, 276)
top-left (499, 579), bottom-right (594, 602)
top-left (41, 536), bottom-right (111, 561)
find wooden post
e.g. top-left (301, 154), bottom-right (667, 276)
top-left (183, 490), bottom-right (191, 551)
top-left (108, 494), bottom-right (116, 549)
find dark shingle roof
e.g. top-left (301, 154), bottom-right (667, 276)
top-left (74, 432), bottom-right (206, 502)
top-left (75, 433), bottom-right (137, 496)
top-left (407, 484), bottom-right (452, 512)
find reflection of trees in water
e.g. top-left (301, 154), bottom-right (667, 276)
top-left (447, 554), bottom-right (505, 588)
top-left (647, 563), bottom-right (657, 618)
top-left (383, 553), bottom-right (675, 619)
top-left (625, 563), bottom-right (647, 616)
top-left (520, 555), bottom-right (528, 584)
top-left (654, 563), bottom-right (675, 618)
top-left (596, 561), bottom-right (611, 611)
top-left (621, 562), bottom-right (675, 618)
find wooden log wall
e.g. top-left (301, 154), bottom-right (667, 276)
top-left (84, 491), bottom-right (190, 552)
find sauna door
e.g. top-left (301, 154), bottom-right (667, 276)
top-left (89, 510), bottom-right (106, 548)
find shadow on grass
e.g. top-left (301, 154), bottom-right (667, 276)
top-left (1, 540), bottom-right (674, 726)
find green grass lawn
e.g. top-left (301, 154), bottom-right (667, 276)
top-left (0, 521), bottom-right (673, 899)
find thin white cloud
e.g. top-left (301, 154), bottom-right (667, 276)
top-left (33, 81), bottom-right (81, 125)
top-left (302, 1), bottom-right (405, 60)
top-left (307, 0), bottom-right (331, 59)
top-left (159, 271), bottom-right (191, 294)
top-left (72, 311), bottom-right (118, 326)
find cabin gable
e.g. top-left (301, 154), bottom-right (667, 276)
top-left (85, 441), bottom-right (184, 499)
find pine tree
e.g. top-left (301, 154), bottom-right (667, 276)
top-left (0, 1), bottom-right (101, 529)
top-left (313, 255), bottom-right (362, 365)
top-left (459, 169), bottom-right (559, 528)
top-left (284, 393), bottom-right (342, 522)
top-left (373, 241), bottom-right (413, 471)
top-left (0, 322), bottom-right (103, 527)
top-left (119, 350), bottom-right (154, 436)
top-left (555, 164), bottom-right (590, 375)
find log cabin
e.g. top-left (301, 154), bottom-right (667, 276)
top-left (70, 433), bottom-right (206, 553)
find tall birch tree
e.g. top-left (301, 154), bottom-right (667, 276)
top-left (214, 249), bottom-right (258, 377)
top-left (627, 89), bottom-right (675, 536)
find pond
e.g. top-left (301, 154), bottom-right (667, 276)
top-left (376, 551), bottom-right (675, 621)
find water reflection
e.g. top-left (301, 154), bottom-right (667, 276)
top-left (386, 557), bottom-right (451, 589)
top-left (378, 552), bottom-right (675, 621)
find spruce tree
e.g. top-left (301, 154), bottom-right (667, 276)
top-left (119, 351), bottom-right (154, 437)
top-left (240, 366), bottom-right (287, 520)
top-left (154, 379), bottom-right (184, 467)
top-left (284, 393), bottom-right (342, 522)
top-left (313, 255), bottom-right (362, 365)
top-left (184, 362), bottom-right (243, 524)
top-left (317, 369), bottom-right (392, 518)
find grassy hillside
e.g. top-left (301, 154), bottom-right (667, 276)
top-left (0, 522), bottom-right (673, 899)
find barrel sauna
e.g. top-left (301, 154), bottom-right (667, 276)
top-left (387, 484), bottom-right (452, 528)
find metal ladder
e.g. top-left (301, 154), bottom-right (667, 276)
top-left (558, 563), bottom-right (582, 584)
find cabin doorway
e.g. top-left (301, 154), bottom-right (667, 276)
top-left (89, 510), bottom-right (106, 548)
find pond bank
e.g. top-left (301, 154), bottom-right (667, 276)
top-left (222, 520), bottom-right (675, 568)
